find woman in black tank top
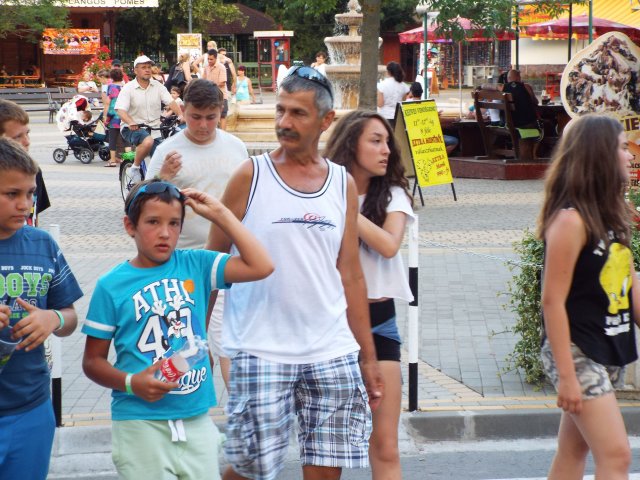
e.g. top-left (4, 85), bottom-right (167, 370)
top-left (538, 114), bottom-right (638, 479)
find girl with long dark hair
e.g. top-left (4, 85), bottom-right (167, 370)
top-left (325, 110), bottom-right (414, 479)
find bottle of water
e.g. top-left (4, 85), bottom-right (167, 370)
top-left (154, 335), bottom-right (209, 382)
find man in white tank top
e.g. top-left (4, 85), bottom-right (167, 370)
top-left (207, 67), bottom-right (383, 480)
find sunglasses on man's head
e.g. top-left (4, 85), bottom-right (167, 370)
top-left (285, 66), bottom-right (334, 101)
top-left (126, 181), bottom-right (184, 215)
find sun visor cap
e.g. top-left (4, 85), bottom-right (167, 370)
top-left (133, 55), bottom-right (154, 67)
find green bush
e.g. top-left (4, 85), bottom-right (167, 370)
top-left (502, 229), bottom-right (545, 387)
top-left (504, 195), bottom-right (640, 387)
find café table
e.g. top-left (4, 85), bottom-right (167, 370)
top-left (537, 102), bottom-right (571, 136)
top-left (55, 74), bottom-right (82, 87)
top-left (0, 75), bottom-right (36, 87)
top-left (450, 119), bottom-right (486, 157)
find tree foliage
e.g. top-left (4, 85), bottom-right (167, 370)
top-left (246, 0), bottom-right (418, 64)
top-left (0, 0), bottom-right (69, 41)
top-left (424, 0), bottom-right (589, 43)
top-left (115, 0), bottom-right (243, 60)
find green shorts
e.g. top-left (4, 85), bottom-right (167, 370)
top-left (112, 413), bottom-right (221, 479)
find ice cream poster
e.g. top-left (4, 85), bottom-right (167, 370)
top-left (42, 29), bottom-right (100, 55)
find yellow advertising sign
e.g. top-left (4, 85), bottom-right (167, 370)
top-left (177, 33), bottom-right (202, 62)
top-left (396, 100), bottom-right (453, 188)
top-left (517, 5), bottom-right (556, 27)
top-left (621, 115), bottom-right (640, 188)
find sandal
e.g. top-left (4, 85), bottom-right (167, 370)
top-left (104, 162), bottom-right (118, 167)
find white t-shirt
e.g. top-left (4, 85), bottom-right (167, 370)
top-left (313, 63), bottom-right (326, 77)
top-left (377, 77), bottom-right (410, 120)
top-left (359, 186), bottom-right (414, 302)
top-left (78, 80), bottom-right (98, 92)
top-left (146, 129), bottom-right (247, 249)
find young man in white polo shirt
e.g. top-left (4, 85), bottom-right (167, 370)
top-left (115, 55), bottom-right (183, 184)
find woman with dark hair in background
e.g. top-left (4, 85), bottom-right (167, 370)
top-left (325, 110), bottom-right (414, 479)
top-left (377, 61), bottom-right (409, 128)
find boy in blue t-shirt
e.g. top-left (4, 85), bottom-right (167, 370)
top-left (0, 138), bottom-right (83, 480)
top-left (82, 178), bottom-right (273, 479)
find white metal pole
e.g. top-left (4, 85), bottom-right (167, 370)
top-left (48, 224), bottom-right (63, 427)
top-left (407, 217), bottom-right (419, 411)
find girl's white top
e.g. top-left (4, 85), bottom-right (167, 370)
top-left (358, 186), bottom-right (415, 302)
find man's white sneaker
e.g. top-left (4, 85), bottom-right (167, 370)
top-left (128, 165), bottom-right (142, 184)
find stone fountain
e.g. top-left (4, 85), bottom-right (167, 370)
top-left (324, 0), bottom-right (385, 110)
top-left (226, 0), bottom-right (384, 147)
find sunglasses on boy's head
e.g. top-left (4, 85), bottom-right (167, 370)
top-left (285, 66), bottom-right (334, 102)
top-left (126, 181), bottom-right (184, 215)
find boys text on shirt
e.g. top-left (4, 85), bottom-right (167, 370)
top-left (0, 226), bottom-right (83, 416)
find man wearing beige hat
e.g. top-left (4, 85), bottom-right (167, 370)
top-left (115, 55), bottom-right (183, 185)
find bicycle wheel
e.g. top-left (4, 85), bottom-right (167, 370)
top-left (120, 161), bottom-right (134, 201)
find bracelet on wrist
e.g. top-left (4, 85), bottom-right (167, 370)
top-left (52, 309), bottom-right (64, 331)
top-left (125, 373), bottom-right (134, 395)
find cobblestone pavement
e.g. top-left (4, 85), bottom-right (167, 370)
top-left (22, 109), bottom-right (561, 427)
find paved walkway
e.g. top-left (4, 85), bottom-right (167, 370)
top-left (23, 108), bottom-right (554, 427)
top-left (23, 102), bottom-right (640, 429)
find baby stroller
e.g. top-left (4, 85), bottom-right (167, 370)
top-left (53, 95), bottom-right (110, 164)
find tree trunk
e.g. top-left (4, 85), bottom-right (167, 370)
top-left (358, 0), bottom-right (381, 110)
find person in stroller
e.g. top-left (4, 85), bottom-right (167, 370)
top-left (53, 96), bottom-right (110, 164)
top-left (75, 111), bottom-right (94, 134)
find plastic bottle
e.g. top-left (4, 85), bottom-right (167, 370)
top-left (154, 335), bottom-right (209, 382)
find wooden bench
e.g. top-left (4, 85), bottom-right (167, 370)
top-left (0, 88), bottom-right (104, 124)
top-left (472, 88), bottom-right (541, 162)
top-left (0, 88), bottom-right (60, 123)
top-left (0, 87), bottom-right (59, 95)
top-left (0, 76), bottom-right (42, 88)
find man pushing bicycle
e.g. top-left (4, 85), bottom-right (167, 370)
top-left (116, 55), bottom-right (183, 184)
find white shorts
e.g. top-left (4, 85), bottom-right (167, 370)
top-left (207, 289), bottom-right (227, 358)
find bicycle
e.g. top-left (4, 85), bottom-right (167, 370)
top-left (118, 115), bottom-right (181, 201)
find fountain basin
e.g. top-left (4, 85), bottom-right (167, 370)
top-left (227, 104), bottom-right (353, 145)
top-left (335, 12), bottom-right (363, 29)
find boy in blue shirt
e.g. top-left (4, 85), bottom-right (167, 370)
top-left (0, 138), bottom-right (83, 480)
top-left (82, 179), bottom-right (273, 479)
